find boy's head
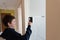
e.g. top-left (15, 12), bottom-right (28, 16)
top-left (2, 15), bottom-right (16, 28)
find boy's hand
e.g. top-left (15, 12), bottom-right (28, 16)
top-left (28, 22), bottom-right (32, 26)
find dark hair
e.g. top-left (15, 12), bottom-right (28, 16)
top-left (2, 14), bottom-right (15, 27)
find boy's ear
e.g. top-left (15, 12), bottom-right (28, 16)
top-left (8, 22), bottom-right (10, 26)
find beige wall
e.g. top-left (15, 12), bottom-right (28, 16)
top-left (0, 37), bottom-right (5, 40)
top-left (46, 0), bottom-right (60, 40)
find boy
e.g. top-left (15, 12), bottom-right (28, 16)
top-left (1, 15), bottom-right (32, 40)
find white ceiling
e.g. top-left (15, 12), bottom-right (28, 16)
top-left (0, 0), bottom-right (21, 9)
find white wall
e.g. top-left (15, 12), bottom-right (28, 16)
top-left (24, 0), bottom-right (46, 40)
top-left (24, 0), bottom-right (30, 29)
top-left (30, 0), bottom-right (46, 40)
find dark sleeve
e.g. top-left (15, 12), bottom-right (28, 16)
top-left (1, 25), bottom-right (32, 40)
top-left (21, 25), bottom-right (32, 40)
top-left (8, 25), bottom-right (32, 40)
top-left (1, 29), bottom-right (21, 39)
top-left (1, 31), bottom-right (8, 39)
